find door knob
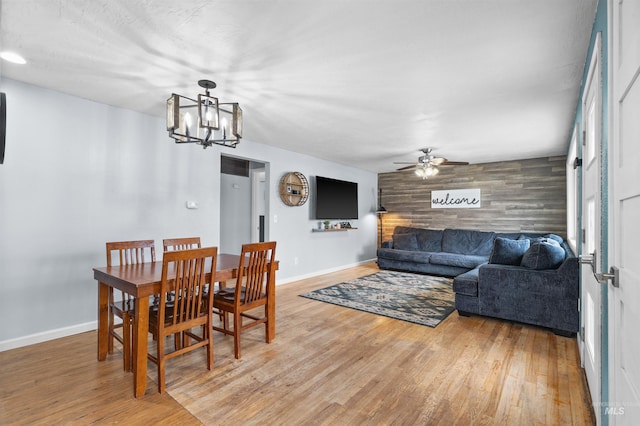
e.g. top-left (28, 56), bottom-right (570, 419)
top-left (579, 250), bottom-right (619, 287)
top-left (579, 251), bottom-right (597, 274)
top-left (596, 266), bottom-right (620, 288)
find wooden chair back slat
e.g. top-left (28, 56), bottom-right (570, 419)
top-left (106, 240), bottom-right (156, 267)
top-left (163, 237), bottom-right (201, 252)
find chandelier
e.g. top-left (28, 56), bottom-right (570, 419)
top-left (415, 164), bottom-right (439, 179)
top-left (167, 79), bottom-right (242, 148)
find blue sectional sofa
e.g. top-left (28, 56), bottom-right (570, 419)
top-left (376, 226), bottom-right (579, 335)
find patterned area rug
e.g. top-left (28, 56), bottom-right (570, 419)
top-left (300, 270), bottom-right (455, 327)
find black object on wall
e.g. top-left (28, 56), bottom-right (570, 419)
top-left (315, 176), bottom-right (359, 220)
top-left (0, 92), bottom-right (6, 164)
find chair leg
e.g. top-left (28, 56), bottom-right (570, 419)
top-left (122, 311), bottom-right (131, 372)
top-left (174, 332), bottom-right (182, 350)
top-left (131, 315), bottom-right (136, 373)
top-left (233, 312), bottom-right (242, 359)
top-left (264, 304), bottom-right (271, 343)
top-left (108, 289), bottom-right (115, 354)
top-left (157, 334), bottom-right (166, 394)
top-left (108, 315), bottom-right (114, 354)
top-left (182, 330), bottom-right (189, 348)
top-left (223, 312), bottom-right (230, 331)
top-left (206, 318), bottom-right (214, 370)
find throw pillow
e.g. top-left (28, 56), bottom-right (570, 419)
top-left (393, 233), bottom-right (419, 251)
top-left (544, 233), bottom-right (564, 244)
top-left (521, 241), bottom-right (565, 270)
top-left (518, 234), bottom-right (562, 247)
top-left (489, 237), bottom-right (531, 265)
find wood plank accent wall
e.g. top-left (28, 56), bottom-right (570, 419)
top-left (377, 156), bottom-right (567, 244)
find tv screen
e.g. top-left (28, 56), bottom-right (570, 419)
top-left (315, 176), bottom-right (358, 220)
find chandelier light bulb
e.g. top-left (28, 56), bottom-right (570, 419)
top-left (0, 51), bottom-right (26, 64)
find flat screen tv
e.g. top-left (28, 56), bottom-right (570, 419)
top-left (315, 176), bottom-right (358, 220)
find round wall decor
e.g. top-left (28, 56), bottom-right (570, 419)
top-left (279, 172), bottom-right (309, 206)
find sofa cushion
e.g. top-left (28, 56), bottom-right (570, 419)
top-left (453, 268), bottom-right (480, 296)
top-left (521, 241), bottom-right (565, 270)
top-left (415, 229), bottom-right (443, 252)
top-left (393, 233), bottom-right (419, 251)
top-left (489, 237), bottom-right (530, 266)
top-left (376, 248), bottom-right (431, 263)
top-left (430, 252), bottom-right (488, 269)
top-left (442, 229), bottom-right (496, 256)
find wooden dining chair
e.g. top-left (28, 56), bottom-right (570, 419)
top-left (147, 246), bottom-right (217, 393)
top-left (212, 241), bottom-right (277, 359)
top-left (105, 240), bottom-right (156, 371)
top-left (162, 237), bottom-right (201, 251)
top-left (162, 237), bottom-right (204, 340)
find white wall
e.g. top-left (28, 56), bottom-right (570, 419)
top-left (0, 78), bottom-right (378, 349)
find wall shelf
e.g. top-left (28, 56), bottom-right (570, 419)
top-left (279, 172), bottom-right (309, 206)
top-left (312, 228), bottom-right (358, 232)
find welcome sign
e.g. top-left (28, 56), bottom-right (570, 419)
top-left (431, 189), bottom-right (481, 209)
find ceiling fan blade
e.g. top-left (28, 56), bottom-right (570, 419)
top-left (393, 161), bottom-right (418, 165)
top-left (396, 164), bottom-right (418, 171)
top-left (440, 161), bottom-right (469, 166)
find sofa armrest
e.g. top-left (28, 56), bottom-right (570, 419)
top-left (478, 256), bottom-right (579, 299)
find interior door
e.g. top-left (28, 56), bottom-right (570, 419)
top-left (580, 31), bottom-right (603, 421)
top-left (608, 0), bottom-right (640, 423)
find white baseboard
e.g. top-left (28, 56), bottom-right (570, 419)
top-left (276, 258), bottom-right (377, 285)
top-left (0, 258), bottom-right (378, 352)
top-left (0, 321), bottom-right (97, 352)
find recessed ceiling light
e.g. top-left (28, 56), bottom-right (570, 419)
top-left (0, 51), bottom-right (27, 65)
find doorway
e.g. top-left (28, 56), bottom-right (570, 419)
top-left (220, 155), bottom-right (268, 254)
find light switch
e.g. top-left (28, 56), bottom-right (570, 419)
top-left (274, 214), bottom-right (278, 223)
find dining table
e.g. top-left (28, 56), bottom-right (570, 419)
top-left (93, 253), bottom-right (278, 398)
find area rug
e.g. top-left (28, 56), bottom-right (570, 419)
top-left (300, 270), bottom-right (455, 327)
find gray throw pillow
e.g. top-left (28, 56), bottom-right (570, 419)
top-left (521, 241), bottom-right (565, 270)
top-left (489, 237), bottom-right (530, 265)
top-left (519, 234), bottom-right (562, 247)
top-left (393, 233), bottom-right (419, 251)
top-left (544, 233), bottom-right (564, 244)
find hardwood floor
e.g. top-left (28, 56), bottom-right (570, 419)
top-left (0, 262), bottom-right (594, 425)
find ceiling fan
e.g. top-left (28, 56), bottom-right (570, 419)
top-left (394, 148), bottom-right (469, 179)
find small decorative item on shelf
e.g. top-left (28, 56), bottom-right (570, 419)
top-left (323, 220), bottom-right (330, 230)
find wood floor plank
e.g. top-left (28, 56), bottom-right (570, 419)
top-left (0, 262), bottom-right (594, 425)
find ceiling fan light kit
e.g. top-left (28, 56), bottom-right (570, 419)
top-left (394, 147), bottom-right (468, 179)
top-left (415, 164), bottom-right (439, 179)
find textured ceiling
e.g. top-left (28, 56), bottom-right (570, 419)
top-left (0, 0), bottom-right (597, 172)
